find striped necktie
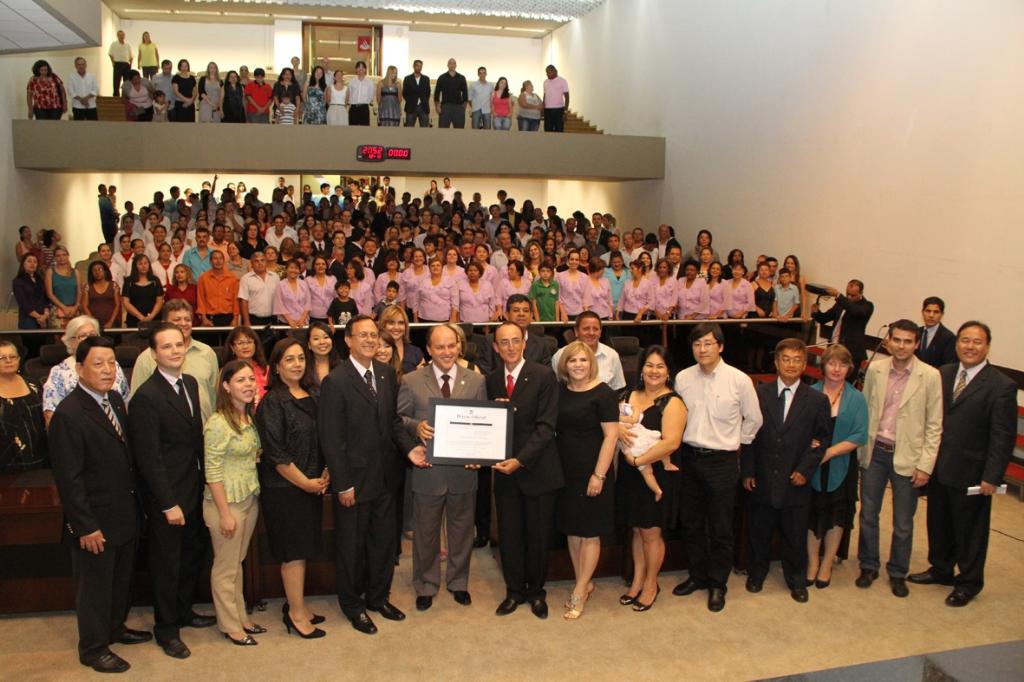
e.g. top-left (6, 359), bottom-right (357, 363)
top-left (101, 398), bottom-right (124, 439)
top-left (952, 369), bottom-right (968, 401)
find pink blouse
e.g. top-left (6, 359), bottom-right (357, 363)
top-left (348, 278), bottom-right (376, 316)
top-left (458, 280), bottom-right (497, 323)
top-left (415, 278), bottom-right (457, 321)
top-left (618, 278), bottom-right (654, 315)
top-left (400, 266), bottom-right (428, 306)
top-left (374, 272), bottom-right (404, 303)
top-left (273, 278), bottom-right (310, 322)
top-left (653, 278), bottom-right (678, 316)
top-left (441, 265), bottom-right (468, 287)
top-left (306, 274), bottom-right (337, 319)
top-left (677, 278), bottom-right (709, 319)
top-left (726, 278), bottom-right (755, 317)
top-left (556, 270), bottom-right (586, 316)
top-left (707, 281), bottom-right (727, 318)
top-left (582, 277), bottom-right (613, 319)
top-left (499, 277), bottom-right (531, 308)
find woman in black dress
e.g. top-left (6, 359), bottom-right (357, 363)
top-left (0, 340), bottom-right (47, 472)
top-left (171, 59), bottom-right (196, 122)
top-left (554, 341), bottom-right (619, 620)
top-left (255, 338), bottom-right (329, 639)
top-left (616, 345), bottom-right (687, 612)
top-left (122, 254), bottom-right (163, 327)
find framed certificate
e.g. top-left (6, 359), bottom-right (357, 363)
top-left (426, 398), bottom-right (513, 466)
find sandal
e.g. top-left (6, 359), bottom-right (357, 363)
top-left (564, 592), bottom-right (588, 620)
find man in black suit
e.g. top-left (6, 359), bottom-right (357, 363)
top-left (128, 323), bottom-right (213, 659)
top-left (50, 336), bottom-right (151, 673)
top-left (916, 296), bottom-right (957, 368)
top-left (742, 338), bottom-right (832, 603)
top-left (472, 294), bottom-right (552, 547)
top-left (319, 316), bottom-right (425, 634)
top-left (403, 60), bottom-right (432, 127)
top-left (811, 279), bottom-right (874, 371)
top-left (486, 321), bottom-right (563, 618)
top-left (909, 321), bottom-right (1017, 606)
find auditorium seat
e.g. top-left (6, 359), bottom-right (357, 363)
top-left (538, 334), bottom-right (558, 359)
top-left (562, 328), bottom-right (576, 345)
top-left (21, 344), bottom-right (66, 386)
top-left (119, 331), bottom-right (148, 349)
top-left (609, 335), bottom-right (640, 384)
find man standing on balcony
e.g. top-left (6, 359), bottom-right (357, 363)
top-left (347, 60), bottom-right (374, 126)
top-left (108, 30), bottom-right (132, 97)
top-left (468, 66), bottom-right (492, 130)
top-left (542, 65), bottom-right (569, 133)
top-left (434, 58), bottom-right (468, 129)
top-left (68, 57), bottom-right (98, 121)
top-left (403, 59), bottom-right (431, 127)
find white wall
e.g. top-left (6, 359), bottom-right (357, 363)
top-left (272, 19), bottom-right (302, 73)
top-left (547, 0), bottom-right (1024, 367)
top-left (406, 30), bottom-right (544, 93)
top-left (120, 19), bottom-right (275, 73)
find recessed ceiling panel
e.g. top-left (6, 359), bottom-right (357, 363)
top-left (0, 0), bottom-right (90, 53)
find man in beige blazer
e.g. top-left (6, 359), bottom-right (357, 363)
top-left (856, 319), bottom-right (943, 597)
top-left (397, 323), bottom-right (487, 612)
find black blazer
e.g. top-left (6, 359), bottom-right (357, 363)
top-left (402, 73), bottom-right (431, 113)
top-left (812, 294), bottom-right (874, 365)
top-left (256, 388), bottom-right (322, 488)
top-left (479, 326), bottom-right (552, 376)
top-left (917, 324), bottom-right (957, 368)
top-left (933, 364), bottom-right (1017, 489)
top-left (128, 372), bottom-right (205, 514)
top-left (318, 359), bottom-right (418, 502)
top-left (485, 360), bottom-right (563, 497)
top-left (49, 386), bottom-right (138, 545)
top-left (742, 380), bottom-right (831, 509)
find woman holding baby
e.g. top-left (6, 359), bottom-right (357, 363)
top-left (553, 340), bottom-right (619, 620)
top-left (615, 345), bottom-right (687, 612)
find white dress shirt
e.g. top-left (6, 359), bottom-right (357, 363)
top-left (955, 360), bottom-right (987, 389)
top-left (776, 377), bottom-right (798, 422)
top-left (674, 359), bottom-right (763, 450)
top-left (238, 270), bottom-right (281, 318)
top-left (67, 71), bottom-right (99, 109)
top-left (158, 368), bottom-right (194, 416)
top-left (347, 76), bottom-right (375, 105)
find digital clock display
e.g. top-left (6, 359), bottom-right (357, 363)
top-left (356, 145), bottom-right (411, 162)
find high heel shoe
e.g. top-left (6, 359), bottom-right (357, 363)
top-left (815, 577), bottom-right (832, 589)
top-left (283, 602), bottom-right (326, 625)
top-left (564, 592), bottom-right (589, 620)
top-left (632, 586), bottom-right (661, 612)
top-left (224, 633), bottom-right (258, 646)
top-left (619, 592), bottom-right (639, 606)
top-left (564, 583), bottom-right (596, 609)
top-left (283, 611), bottom-right (326, 639)
top-left (243, 623), bottom-right (267, 634)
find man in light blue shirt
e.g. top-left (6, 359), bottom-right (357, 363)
top-left (773, 268), bottom-right (801, 320)
top-left (181, 226), bottom-right (212, 280)
top-left (468, 66), bottom-right (493, 130)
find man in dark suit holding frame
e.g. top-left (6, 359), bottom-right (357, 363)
top-left (50, 336), bottom-right (151, 673)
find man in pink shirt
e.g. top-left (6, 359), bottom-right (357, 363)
top-left (542, 65), bottom-right (569, 133)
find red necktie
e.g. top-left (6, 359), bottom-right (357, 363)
top-left (506, 374), bottom-right (515, 398)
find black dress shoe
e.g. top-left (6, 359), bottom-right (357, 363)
top-left (707, 588), bottom-right (726, 612)
top-left (908, 570), bottom-right (954, 586)
top-left (367, 601), bottom-right (406, 621)
top-left (790, 587), bottom-right (809, 603)
top-left (672, 578), bottom-right (707, 596)
top-left (449, 590), bottom-right (472, 606)
top-left (855, 569), bottom-right (879, 588)
top-left (182, 613), bottom-right (217, 628)
top-left (158, 638), bottom-right (191, 659)
top-left (528, 598), bottom-right (548, 619)
top-left (815, 578), bottom-right (831, 589)
top-left (945, 590), bottom-right (973, 607)
top-left (112, 628), bottom-right (152, 645)
top-left (349, 612), bottom-right (378, 635)
top-left (472, 535), bottom-right (489, 548)
top-left (745, 578), bottom-right (763, 594)
top-left (890, 577), bottom-right (909, 598)
top-left (81, 651), bottom-right (130, 673)
top-left (495, 598), bottom-right (520, 616)
top-left (416, 595), bottom-right (433, 611)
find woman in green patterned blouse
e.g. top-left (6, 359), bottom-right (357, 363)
top-left (203, 359), bottom-right (265, 646)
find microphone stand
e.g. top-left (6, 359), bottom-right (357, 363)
top-left (855, 323), bottom-right (891, 390)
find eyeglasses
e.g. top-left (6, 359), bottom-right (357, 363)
top-left (352, 332), bottom-right (379, 341)
top-left (691, 341), bottom-right (720, 350)
top-left (777, 355), bottom-right (805, 365)
top-left (232, 338), bottom-right (255, 346)
top-left (74, 332), bottom-right (99, 342)
top-left (497, 338), bottom-right (524, 348)
top-left (0, 355), bottom-right (20, 362)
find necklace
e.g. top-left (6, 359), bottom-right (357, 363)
top-left (824, 384), bottom-right (842, 406)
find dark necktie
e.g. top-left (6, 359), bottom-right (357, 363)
top-left (176, 377), bottom-right (192, 417)
top-left (506, 374), bottom-right (515, 398)
top-left (441, 374), bottom-right (451, 398)
top-left (778, 387), bottom-right (789, 423)
top-left (952, 369), bottom-right (968, 401)
top-left (364, 369), bottom-right (377, 398)
top-left (102, 398), bottom-right (124, 439)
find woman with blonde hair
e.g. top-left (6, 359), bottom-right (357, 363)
top-left (198, 61), bottom-right (223, 123)
top-left (376, 65), bottom-right (401, 127)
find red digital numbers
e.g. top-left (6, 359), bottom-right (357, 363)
top-left (386, 147), bottom-right (411, 160)
top-left (356, 145), bottom-right (411, 161)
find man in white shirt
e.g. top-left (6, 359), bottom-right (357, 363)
top-left (67, 57), bottom-right (99, 120)
top-left (108, 30), bottom-right (132, 97)
top-left (550, 313), bottom-right (626, 391)
top-left (347, 60), bottom-right (374, 126)
top-left (439, 177), bottom-right (457, 204)
top-left (672, 322), bottom-right (763, 613)
top-left (264, 215), bottom-right (297, 250)
top-left (238, 252), bottom-right (279, 327)
top-left (468, 67), bottom-right (492, 130)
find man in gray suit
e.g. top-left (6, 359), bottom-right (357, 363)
top-left (398, 323), bottom-right (487, 611)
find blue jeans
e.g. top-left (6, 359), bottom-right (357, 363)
top-left (857, 445), bottom-right (918, 578)
top-left (492, 116), bottom-right (511, 130)
top-left (471, 110), bottom-right (491, 129)
top-left (517, 116), bottom-right (540, 132)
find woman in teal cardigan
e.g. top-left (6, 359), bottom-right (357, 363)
top-left (807, 344), bottom-right (868, 588)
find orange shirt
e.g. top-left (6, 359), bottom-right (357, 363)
top-left (197, 268), bottom-right (240, 315)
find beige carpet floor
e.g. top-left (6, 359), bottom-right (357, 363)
top-left (2, 487), bottom-right (1023, 681)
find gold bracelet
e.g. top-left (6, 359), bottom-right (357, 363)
top-left (592, 472), bottom-right (606, 481)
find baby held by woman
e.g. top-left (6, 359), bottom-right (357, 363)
top-left (619, 402), bottom-right (678, 501)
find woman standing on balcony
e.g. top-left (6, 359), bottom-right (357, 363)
top-left (304, 67), bottom-right (327, 125)
top-left (199, 62), bottom-right (223, 123)
top-left (377, 65), bottom-right (401, 127)
top-left (222, 71), bottom-right (246, 123)
top-left (171, 59), bottom-right (197, 122)
top-left (326, 70), bottom-right (348, 126)
top-left (26, 60), bottom-right (65, 120)
top-left (138, 32), bottom-right (159, 79)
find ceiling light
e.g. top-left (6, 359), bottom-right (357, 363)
top-left (124, 8), bottom-right (173, 14)
top-left (378, 19), bottom-right (412, 25)
top-left (318, 39), bottom-right (357, 45)
top-left (272, 14), bottom-right (318, 20)
top-left (223, 11), bottom-right (268, 17)
top-left (504, 27), bottom-right (548, 33)
top-left (459, 24), bottom-right (498, 30)
top-left (174, 10), bottom-right (222, 15)
top-left (319, 17), bottom-right (367, 22)
top-left (415, 20), bottom-right (457, 27)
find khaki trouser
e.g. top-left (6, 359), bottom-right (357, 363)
top-left (203, 495), bottom-right (258, 633)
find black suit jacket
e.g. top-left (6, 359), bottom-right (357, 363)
top-left (128, 372), bottom-right (205, 514)
top-left (917, 324), bottom-right (957, 368)
top-left (812, 294), bottom-right (874, 366)
top-left (480, 326), bottom-right (552, 375)
top-left (402, 73), bottom-right (431, 113)
top-left (319, 360), bottom-right (419, 503)
top-left (485, 360), bottom-right (563, 497)
top-left (742, 380), bottom-right (831, 508)
top-left (933, 363), bottom-right (1017, 488)
top-left (49, 386), bottom-right (138, 545)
